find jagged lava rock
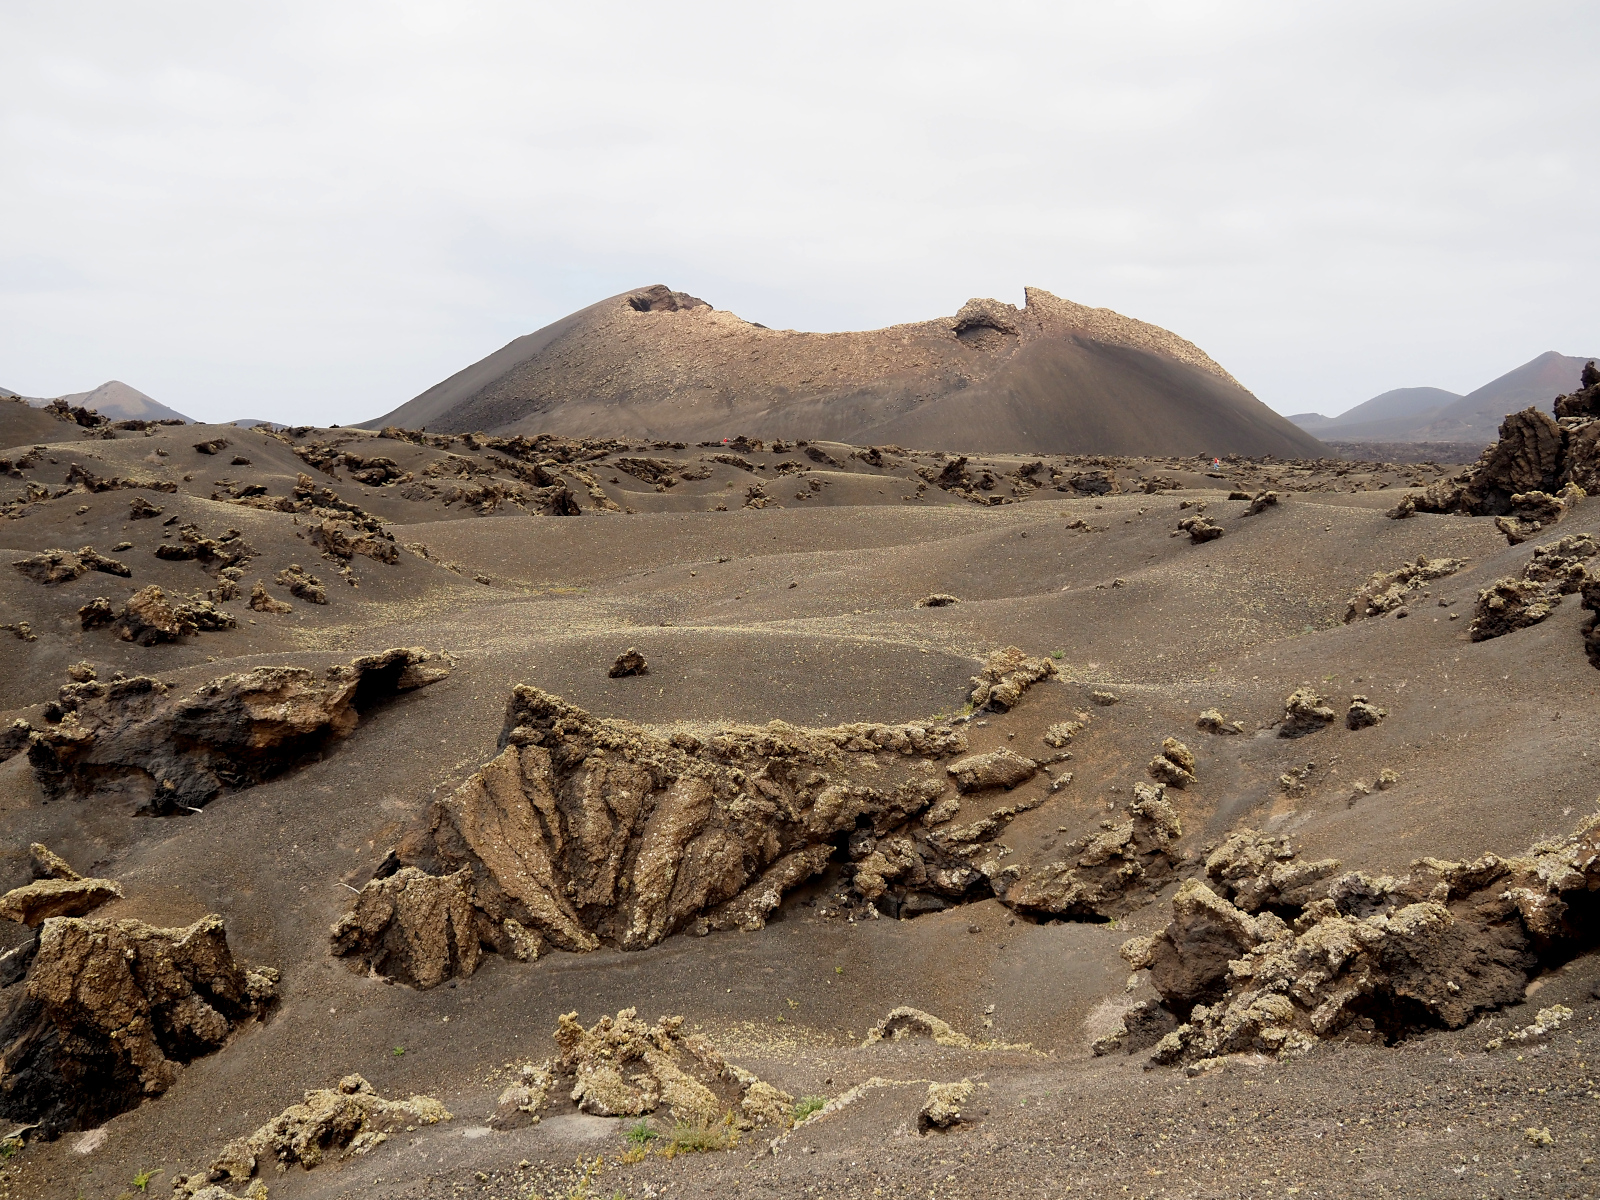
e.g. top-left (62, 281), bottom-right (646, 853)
top-left (0, 914), bottom-right (277, 1136)
top-left (23, 648), bottom-right (452, 813)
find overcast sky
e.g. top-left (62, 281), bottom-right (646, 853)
top-left (3, 1), bottom-right (1597, 425)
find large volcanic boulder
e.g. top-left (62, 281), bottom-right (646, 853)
top-left (0, 913), bottom-right (277, 1137)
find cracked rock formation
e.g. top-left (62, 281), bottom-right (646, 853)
top-left (22, 648), bottom-right (452, 814)
top-left (1125, 816), bottom-right (1600, 1067)
top-left (330, 687), bottom-right (1046, 985)
top-left (0, 913), bottom-right (278, 1137)
top-left (1404, 406), bottom-right (1600, 519)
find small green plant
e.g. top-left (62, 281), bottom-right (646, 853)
top-left (623, 1119), bottom-right (658, 1146)
top-left (0, 1138), bottom-right (22, 1160)
top-left (659, 1112), bottom-right (738, 1158)
top-left (834, 965), bottom-right (843, 975)
top-left (132, 1167), bottom-right (163, 1191)
top-left (392, 1045), bottom-right (405, 1056)
top-left (793, 1095), bottom-right (826, 1122)
top-left (1051, 650), bottom-right (1064, 660)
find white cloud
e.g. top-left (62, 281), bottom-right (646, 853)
top-left (1, 0), bottom-right (1596, 423)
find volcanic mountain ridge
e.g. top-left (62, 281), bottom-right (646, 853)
top-left (372, 285), bottom-right (1327, 459)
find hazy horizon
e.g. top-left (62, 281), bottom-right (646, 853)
top-left (3, 2), bottom-right (1597, 426)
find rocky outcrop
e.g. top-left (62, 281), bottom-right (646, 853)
top-left (1147, 738), bottom-right (1196, 788)
top-left (0, 844), bottom-right (121, 935)
top-left (1042, 719), bottom-right (1086, 748)
top-left (1002, 782), bottom-right (1184, 919)
top-left (609, 647), bottom-right (648, 677)
top-left (1470, 533), bottom-right (1596, 642)
top-left (22, 648), bottom-right (452, 813)
top-left (0, 876), bottom-right (121, 925)
top-left (63, 463), bottom-right (177, 495)
top-left (247, 582), bottom-right (291, 613)
top-left (205, 1074), bottom-right (449, 1186)
top-left (1176, 515), bottom-right (1224, 543)
top-left (1404, 407), bottom-right (1600, 519)
top-left (1241, 490), bottom-right (1279, 516)
top-left (154, 524), bottom-right (256, 574)
top-left (1346, 696), bottom-right (1386, 730)
top-left (1553, 362), bottom-right (1600, 419)
top-left (80, 583), bottom-right (238, 644)
top-left (554, 1008), bottom-right (790, 1127)
top-left (11, 546), bottom-right (131, 585)
top-left (918, 1079), bottom-right (974, 1132)
top-left (328, 867), bottom-right (482, 990)
top-left (330, 687), bottom-right (1010, 985)
top-left (1195, 709), bottom-right (1242, 735)
top-left (1278, 688), bottom-right (1335, 738)
top-left (1344, 556), bottom-right (1467, 622)
top-left (612, 457), bottom-right (680, 488)
top-left (1583, 572), bottom-right (1600, 669)
top-left (1494, 486), bottom-right (1581, 545)
top-left (275, 564), bottom-right (326, 604)
top-left (0, 914), bottom-right (277, 1137)
top-left (967, 646), bottom-right (1058, 711)
top-left (947, 749), bottom-right (1038, 793)
top-left (1124, 816), bottom-right (1600, 1066)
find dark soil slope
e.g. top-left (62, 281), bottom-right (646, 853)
top-left (370, 286), bottom-right (1328, 458)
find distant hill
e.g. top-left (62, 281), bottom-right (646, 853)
top-left (368, 285), bottom-right (1328, 458)
top-left (1291, 354), bottom-right (1596, 444)
top-left (1411, 352), bottom-right (1595, 442)
top-left (15, 380), bottom-right (190, 424)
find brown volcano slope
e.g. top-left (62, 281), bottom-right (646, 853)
top-left (370, 286), bottom-right (1327, 458)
